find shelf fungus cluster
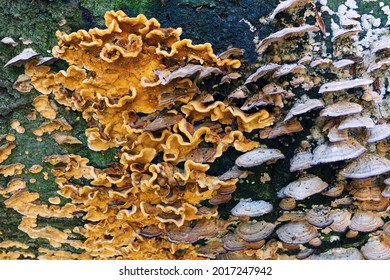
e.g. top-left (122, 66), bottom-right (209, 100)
top-left (1, 0), bottom-right (390, 260)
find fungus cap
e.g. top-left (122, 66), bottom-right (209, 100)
top-left (305, 207), bottom-right (334, 228)
top-left (289, 151), bottom-right (313, 172)
top-left (371, 36), bottom-right (390, 53)
top-left (329, 209), bottom-right (352, 232)
top-left (244, 64), bottom-right (281, 84)
top-left (332, 59), bottom-right (355, 69)
top-left (231, 200), bottom-right (273, 217)
top-left (312, 139), bottom-right (366, 165)
top-left (327, 126), bottom-right (349, 142)
top-left (235, 147), bottom-right (285, 168)
top-left (284, 98), bottom-right (324, 121)
top-left (361, 239), bottom-right (390, 260)
top-left (366, 124), bottom-right (390, 143)
top-left (349, 211), bottom-right (384, 232)
top-left (236, 220), bottom-right (276, 242)
top-left (4, 48), bottom-right (40, 67)
top-left (276, 221), bottom-right (318, 244)
top-left (319, 101), bottom-right (362, 117)
top-left (319, 78), bottom-right (373, 94)
top-left (381, 185), bottom-right (390, 198)
top-left (280, 175), bottom-right (328, 200)
top-left (331, 27), bottom-right (363, 42)
top-left (337, 115), bottom-right (375, 130)
top-left (269, 0), bottom-right (311, 20)
top-left (279, 198), bottom-right (297, 210)
top-left (307, 248), bottom-right (364, 260)
top-left (268, 119), bottom-right (303, 140)
top-left (340, 153), bottom-right (390, 179)
top-left (256, 25), bottom-right (320, 53)
top-left (272, 63), bottom-right (305, 78)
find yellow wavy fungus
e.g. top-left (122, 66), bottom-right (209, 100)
top-left (32, 95), bottom-right (57, 120)
top-left (18, 216), bottom-right (68, 248)
top-left (33, 117), bottom-right (72, 136)
top-left (0, 143), bottom-right (16, 164)
top-left (0, 163), bottom-right (25, 177)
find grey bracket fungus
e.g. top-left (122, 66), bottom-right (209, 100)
top-left (371, 35), bottom-right (390, 53)
top-left (307, 247), bottom-right (364, 260)
top-left (4, 48), bottom-right (41, 67)
top-left (329, 209), bottom-right (352, 232)
top-left (235, 147), bottom-right (285, 168)
top-left (366, 124), bottom-right (390, 143)
top-left (244, 64), bottom-right (281, 84)
top-left (319, 101), bottom-right (363, 117)
top-left (349, 211), bottom-right (384, 233)
top-left (367, 58), bottom-right (390, 73)
top-left (381, 185), bottom-right (390, 198)
top-left (272, 63), bottom-right (305, 79)
top-left (269, 0), bottom-right (312, 21)
top-left (153, 64), bottom-right (222, 86)
top-left (276, 221), bottom-right (318, 244)
top-left (268, 119), bottom-right (303, 139)
top-left (332, 59), bottom-right (355, 69)
top-left (331, 27), bottom-right (363, 42)
top-left (289, 151), bottom-right (313, 172)
top-left (361, 239), bottom-right (390, 260)
top-left (340, 153), bottom-right (390, 179)
top-left (327, 126), bottom-right (349, 142)
top-left (337, 115), bottom-right (375, 130)
top-left (278, 175), bottom-right (328, 200)
top-left (230, 200), bottom-right (273, 217)
top-left (312, 139), bottom-right (367, 165)
top-left (236, 220), bottom-right (276, 242)
top-left (305, 207), bottom-right (334, 228)
top-left (284, 98), bottom-right (324, 122)
top-left (318, 78), bottom-right (374, 94)
top-left (256, 25), bottom-right (320, 53)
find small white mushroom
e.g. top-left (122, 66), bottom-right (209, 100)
top-left (1, 37), bottom-right (18, 46)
